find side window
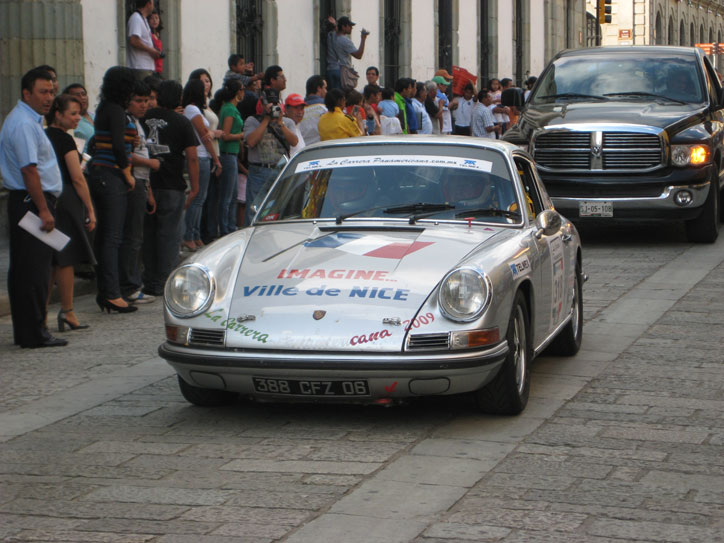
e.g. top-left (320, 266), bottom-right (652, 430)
top-left (513, 156), bottom-right (545, 220)
top-left (702, 57), bottom-right (722, 105)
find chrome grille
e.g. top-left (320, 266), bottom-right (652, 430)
top-left (407, 333), bottom-right (450, 351)
top-left (189, 328), bottom-right (225, 347)
top-left (533, 130), bottom-right (663, 172)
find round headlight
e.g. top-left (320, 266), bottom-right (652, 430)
top-left (671, 145), bottom-right (691, 166)
top-left (438, 267), bottom-right (491, 322)
top-left (165, 264), bottom-right (214, 318)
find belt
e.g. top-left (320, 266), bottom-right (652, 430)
top-left (220, 152), bottom-right (237, 156)
top-left (249, 162), bottom-right (278, 169)
top-left (12, 190), bottom-right (58, 206)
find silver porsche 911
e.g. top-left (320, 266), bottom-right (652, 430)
top-left (159, 136), bottom-right (583, 415)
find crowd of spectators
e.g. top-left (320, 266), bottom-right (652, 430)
top-left (0, 2), bottom-right (529, 348)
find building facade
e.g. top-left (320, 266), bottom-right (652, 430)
top-left (1, 0), bottom-right (589, 121)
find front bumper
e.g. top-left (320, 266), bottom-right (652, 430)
top-left (158, 341), bottom-right (509, 400)
top-left (544, 165), bottom-right (713, 220)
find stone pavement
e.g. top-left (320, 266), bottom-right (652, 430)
top-left (0, 223), bottom-right (723, 542)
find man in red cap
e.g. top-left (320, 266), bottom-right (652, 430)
top-left (284, 94), bottom-right (307, 156)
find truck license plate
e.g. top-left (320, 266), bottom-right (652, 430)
top-left (579, 201), bottom-right (613, 217)
top-left (252, 377), bottom-right (370, 396)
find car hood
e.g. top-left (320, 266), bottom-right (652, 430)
top-left (509, 101), bottom-right (707, 141)
top-left (223, 222), bottom-right (500, 351)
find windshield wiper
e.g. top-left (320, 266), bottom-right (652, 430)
top-left (603, 92), bottom-right (685, 104)
top-left (383, 203), bottom-right (456, 225)
top-left (455, 208), bottom-right (521, 220)
top-left (336, 204), bottom-right (390, 224)
top-left (538, 93), bottom-right (608, 101)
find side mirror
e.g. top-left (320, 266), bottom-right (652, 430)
top-left (501, 87), bottom-right (525, 107)
top-left (534, 209), bottom-right (561, 239)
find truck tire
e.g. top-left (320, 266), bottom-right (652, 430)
top-left (686, 173), bottom-right (719, 243)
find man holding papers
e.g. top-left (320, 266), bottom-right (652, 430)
top-left (0, 67), bottom-right (68, 348)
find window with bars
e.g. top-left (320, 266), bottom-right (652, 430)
top-left (236, 0), bottom-right (264, 73)
top-left (384, 0), bottom-right (402, 86)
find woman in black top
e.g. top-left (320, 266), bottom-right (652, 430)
top-left (87, 66), bottom-right (138, 313)
top-left (45, 94), bottom-right (97, 331)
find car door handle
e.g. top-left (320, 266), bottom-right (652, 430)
top-left (561, 233), bottom-right (573, 244)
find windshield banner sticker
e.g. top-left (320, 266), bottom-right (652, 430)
top-left (295, 155), bottom-right (493, 173)
top-left (304, 232), bottom-right (433, 259)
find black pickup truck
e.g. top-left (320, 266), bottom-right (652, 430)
top-left (504, 46), bottom-right (724, 242)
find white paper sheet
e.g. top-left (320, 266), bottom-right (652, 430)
top-left (18, 211), bottom-right (70, 251)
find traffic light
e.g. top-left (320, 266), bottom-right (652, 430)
top-left (598, 0), bottom-right (612, 24)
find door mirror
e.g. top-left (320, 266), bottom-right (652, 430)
top-left (534, 209), bottom-right (561, 239)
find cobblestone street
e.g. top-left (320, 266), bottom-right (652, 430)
top-left (1, 222), bottom-right (723, 542)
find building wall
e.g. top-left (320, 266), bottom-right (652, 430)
top-left (408, 0), bottom-right (436, 82)
top-left (179, 0), bottom-right (230, 91)
top-left (81, 0), bottom-right (117, 112)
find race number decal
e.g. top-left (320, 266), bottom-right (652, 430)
top-left (548, 236), bottom-right (565, 330)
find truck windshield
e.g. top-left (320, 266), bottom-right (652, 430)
top-left (531, 53), bottom-right (705, 105)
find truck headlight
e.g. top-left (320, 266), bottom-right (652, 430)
top-left (671, 144), bottom-right (710, 166)
top-left (438, 267), bottom-right (491, 322)
top-left (165, 264), bottom-right (215, 318)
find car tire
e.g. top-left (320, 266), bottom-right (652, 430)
top-left (544, 264), bottom-right (583, 356)
top-left (686, 173), bottom-right (719, 243)
top-left (474, 291), bottom-right (531, 415)
top-left (177, 375), bottom-right (238, 407)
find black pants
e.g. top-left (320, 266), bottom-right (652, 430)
top-left (89, 166), bottom-right (128, 300)
top-left (7, 190), bottom-right (57, 346)
top-left (453, 125), bottom-right (472, 136)
top-left (119, 180), bottom-right (147, 298)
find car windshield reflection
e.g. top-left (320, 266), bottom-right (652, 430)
top-left (255, 148), bottom-right (522, 225)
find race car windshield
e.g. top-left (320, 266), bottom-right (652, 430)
top-left (531, 53), bottom-right (706, 105)
top-left (255, 146), bottom-right (521, 225)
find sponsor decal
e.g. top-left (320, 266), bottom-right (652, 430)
top-left (204, 310), bottom-right (269, 343)
top-left (277, 268), bottom-right (394, 281)
top-left (241, 284), bottom-right (410, 301)
top-left (402, 312), bottom-right (435, 331)
top-left (547, 236), bottom-right (565, 329)
top-left (312, 310), bottom-right (326, 320)
top-left (510, 255), bottom-right (531, 278)
top-left (295, 155), bottom-right (494, 173)
top-left (303, 232), bottom-right (433, 260)
top-left (350, 329), bottom-right (392, 345)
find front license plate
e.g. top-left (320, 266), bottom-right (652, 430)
top-left (252, 377), bottom-right (370, 396)
top-left (579, 200), bottom-right (613, 217)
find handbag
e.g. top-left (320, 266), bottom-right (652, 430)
top-left (340, 65), bottom-right (359, 91)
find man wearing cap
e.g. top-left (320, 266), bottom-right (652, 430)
top-left (284, 94), bottom-right (306, 156)
top-left (326, 15), bottom-right (370, 91)
top-left (433, 75), bottom-right (453, 135)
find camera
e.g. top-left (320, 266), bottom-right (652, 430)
top-left (262, 88), bottom-right (283, 119)
top-left (361, 28), bottom-right (370, 36)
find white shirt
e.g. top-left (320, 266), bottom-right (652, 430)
top-left (471, 103), bottom-right (496, 139)
top-left (131, 116), bottom-right (151, 180)
top-left (127, 11), bottom-right (155, 71)
top-left (412, 99), bottom-right (432, 135)
top-left (299, 102), bottom-right (327, 145)
top-left (453, 97), bottom-right (475, 127)
top-left (184, 105), bottom-right (210, 159)
top-left (289, 122), bottom-right (305, 156)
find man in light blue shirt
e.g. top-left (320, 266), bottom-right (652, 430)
top-left (0, 66), bottom-right (67, 348)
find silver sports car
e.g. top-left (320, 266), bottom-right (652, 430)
top-left (160, 136), bottom-right (583, 414)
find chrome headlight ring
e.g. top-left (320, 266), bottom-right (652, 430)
top-left (437, 266), bottom-right (493, 323)
top-left (164, 263), bottom-right (215, 318)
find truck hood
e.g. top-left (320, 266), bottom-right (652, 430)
top-left (223, 222), bottom-right (500, 351)
top-left (510, 101), bottom-right (707, 141)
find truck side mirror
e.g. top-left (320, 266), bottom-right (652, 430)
top-left (501, 87), bottom-right (525, 107)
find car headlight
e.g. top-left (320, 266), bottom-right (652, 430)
top-left (165, 264), bottom-right (215, 318)
top-left (671, 144), bottom-right (710, 166)
top-left (438, 267), bottom-right (491, 322)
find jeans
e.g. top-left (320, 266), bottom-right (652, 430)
top-left (203, 171), bottom-right (220, 241)
top-left (327, 69), bottom-right (341, 90)
top-left (142, 188), bottom-right (186, 295)
top-left (184, 156), bottom-right (210, 241)
top-left (244, 164), bottom-right (278, 226)
top-left (119, 179), bottom-right (147, 297)
top-left (218, 153), bottom-right (238, 236)
top-left (89, 167), bottom-right (128, 300)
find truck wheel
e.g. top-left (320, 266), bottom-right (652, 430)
top-left (177, 375), bottom-right (238, 407)
top-left (686, 174), bottom-right (719, 243)
top-left (474, 291), bottom-right (531, 415)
